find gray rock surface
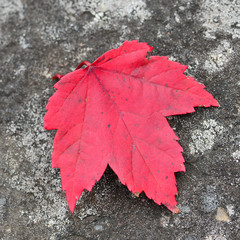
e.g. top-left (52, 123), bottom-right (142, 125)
top-left (0, 0), bottom-right (239, 239)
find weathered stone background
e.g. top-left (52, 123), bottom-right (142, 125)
top-left (0, 0), bottom-right (239, 239)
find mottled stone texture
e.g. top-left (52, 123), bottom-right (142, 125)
top-left (0, 0), bottom-right (239, 239)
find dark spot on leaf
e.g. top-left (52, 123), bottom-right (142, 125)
top-left (126, 98), bottom-right (128, 101)
top-left (166, 176), bottom-right (168, 179)
top-left (165, 84), bottom-right (168, 87)
top-left (78, 98), bottom-right (82, 103)
top-left (67, 175), bottom-right (69, 177)
top-left (101, 112), bottom-right (103, 114)
top-left (108, 124), bottom-right (111, 128)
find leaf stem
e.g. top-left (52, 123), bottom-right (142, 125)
top-left (52, 74), bottom-right (65, 80)
top-left (52, 61), bottom-right (91, 80)
top-left (75, 61), bottom-right (91, 70)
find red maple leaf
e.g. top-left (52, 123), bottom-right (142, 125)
top-left (44, 40), bottom-right (219, 213)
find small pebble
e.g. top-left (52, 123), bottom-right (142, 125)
top-left (215, 207), bottom-right (230, 222)
top-left (94, 225), bottom-right (103, 231)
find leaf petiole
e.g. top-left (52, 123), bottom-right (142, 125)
top-left (75, 61), bottom-right (91, 70)
top-left (52, 61), bottom-right (91, 80)
top-left (52, 74), bottom-right (65, 80)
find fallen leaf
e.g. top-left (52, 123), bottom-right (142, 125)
top-left (44, 40), bottom-right (219, 213)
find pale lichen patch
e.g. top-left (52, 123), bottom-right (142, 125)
top-left (232, 143), bottom-right (240, 163)
top-left (189, 119), bottom-right (224, 155)
top-left (59, 0), bottom-right (151, 29)
top-left (0, 0), bottom-right (24, 25)
top-left (200, 0), bottom-right (240, 39)
top-left (205, 235), bottom-right (227, 240)
top-left (204, 40), bottom-right (233, 73)
top-left (5, 93), bottom-right (70, 233)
